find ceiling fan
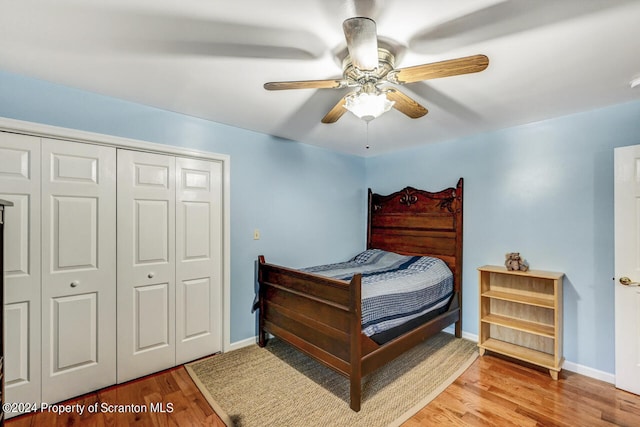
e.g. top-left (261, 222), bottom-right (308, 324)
top-left (264, 17), bottom-right (489, 123)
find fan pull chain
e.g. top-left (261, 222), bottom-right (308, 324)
top-left (365, 120), bottom-right (370, 150)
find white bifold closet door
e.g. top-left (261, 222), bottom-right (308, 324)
top-left (0, 132), bottom-right (41, 406)
top-left (117, 150), bottom-right (176, 382)
top-left (1, 132), bottom-right (225, 408)
top-left (40, 139), bottom-right (117, 404)
top-left (174, 156), bottom-right (223, 364)
top-left (117, 150), bottom-right (222, 382)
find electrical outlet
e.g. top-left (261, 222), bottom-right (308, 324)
top-left (253, 229), bottom-right (260, 240)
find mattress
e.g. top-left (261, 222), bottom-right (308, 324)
top-left (301, 249), bottom-right (454, 337)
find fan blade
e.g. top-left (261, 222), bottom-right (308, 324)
top-left (385, 89), bottom-right (428, 118)
top-left (130, 18), bottom-right (325, 60)
top-left (390, 54), bottom-right (489, 84)
top-left (410, 1), bottom-right (625, 54)
top-left (321, 96), bottom-right (348, 123)
top-left (15, 4), bottom-right (327, 60)
top-left (264, 79), bottom-right (346, 91)
top-left (343, 17), bottom-right (379, 70)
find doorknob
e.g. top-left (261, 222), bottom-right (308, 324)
top-left (148, 272), bottom-right (155, 279)
top-left (619, 276), bottom-right (639, 286)
top-left (70, 280), bottom-right (79, 288)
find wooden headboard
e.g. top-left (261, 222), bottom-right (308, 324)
top-left (367, 178), bottom-right (464, 294)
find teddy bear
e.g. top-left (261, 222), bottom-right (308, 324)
top-left (505, 252), bottom-right (529, 271)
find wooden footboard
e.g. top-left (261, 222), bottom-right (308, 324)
top-left (258, 255), bottom-right (366, 410)
top-left (258, 256), bottom-right (461, 412)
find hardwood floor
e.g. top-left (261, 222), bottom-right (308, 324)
top-left (407, 355), bottom-right (640, 427)
top-left (5, 367), bottom-right (226, 427)
top-left (6, 354), bottom-right (640, 426)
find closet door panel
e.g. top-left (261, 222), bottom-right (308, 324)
top-left (136, 200), bottom-right (169, 263)
top-left (117, 150), bottom-right (175, 383)
top-left (51, 293), bottom-right (97, 370)
top-left (53, 196), bottom-right (98, 269)
top-left (41, 139), bottom-right (116, 404)
top-left (135, 283), bottom-right (170, 350)
top-left (176, 158), bottom-right (223, 363)
top-left (182, 277), bottom-right (211, 338)
top-left (4, 303), bottom-right (29, 384)
top-left (3, 195), bottom-right (30, 277)
top-left (0, 132), bottom-right (41, 408)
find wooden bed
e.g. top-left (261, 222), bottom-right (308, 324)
top-left (257, 178), bottom-right (464, 411)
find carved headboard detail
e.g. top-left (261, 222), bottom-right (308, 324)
top-left (367, 178), bottom-right (463, 293)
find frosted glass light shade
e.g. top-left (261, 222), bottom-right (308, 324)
top-left (344, 92), bottom-right (395, 122)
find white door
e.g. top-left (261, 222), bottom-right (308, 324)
top-left (175, 157), bottom-right (223, 363)
top-left (41, 138), bottom-right (117, 403)
top-left (117, 150), bottom-right (176, 382)
top-left (0, 132), bottom-right (42, 412)
top-left (614, 144), bottom-right (640, 394)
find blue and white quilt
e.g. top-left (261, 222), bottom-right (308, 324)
top-left (301, 249), bottom-right (453, 337)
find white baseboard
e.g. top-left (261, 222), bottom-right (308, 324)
top-left (232, 328), bottom-right (616, 384)
top-left (562, 361), bottom-right (615, 383)
top-left (228, 336), bottom-right (257, 352)
top-left (442, 325), bottom-right (478, 342)
top-left (441, 326), bottom-right (615, 384)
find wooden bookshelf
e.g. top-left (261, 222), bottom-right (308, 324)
top-left (478, 265), bottom-right (564, 379)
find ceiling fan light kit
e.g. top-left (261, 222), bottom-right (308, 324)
top-left (344, 91), bottom-right (395, 122)
top-left (264, 17), bottom-right (489, 124)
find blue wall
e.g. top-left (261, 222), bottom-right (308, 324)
top-left (366, 100), bottom-right (640, 373)
top-left (2, 69), bottom-right (640, 374)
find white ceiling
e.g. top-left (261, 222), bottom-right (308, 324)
top-left (1, 0), bottom-right (639, 156)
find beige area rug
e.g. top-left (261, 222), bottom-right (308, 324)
top-left (186, 332), bottom-right (477, 427)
